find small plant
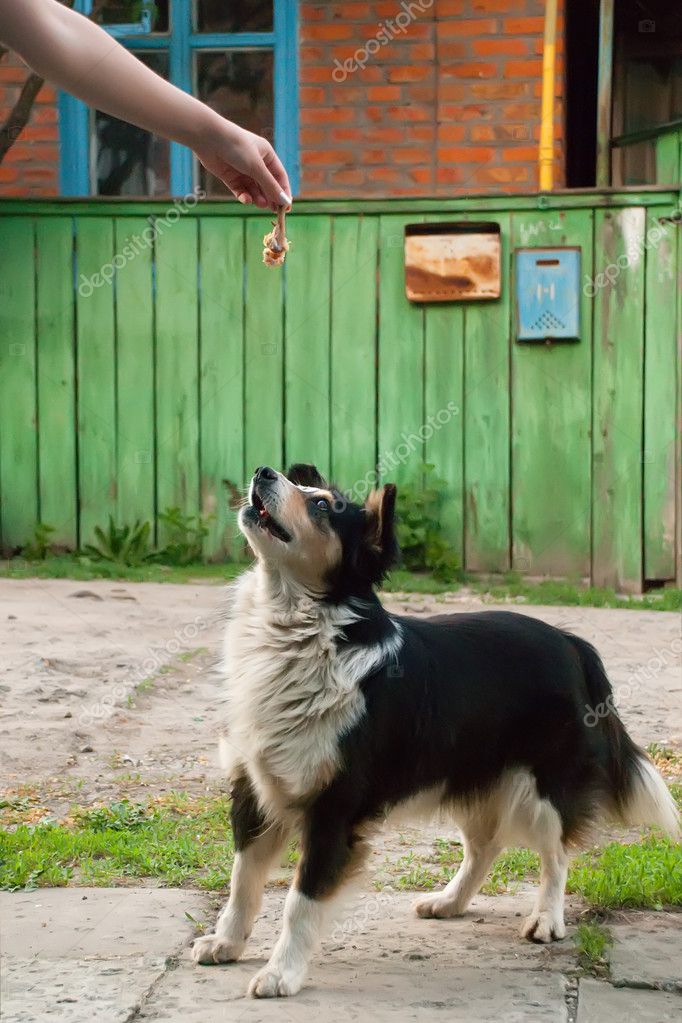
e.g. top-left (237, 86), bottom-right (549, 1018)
top-left (395, 465), bottom-right (461, 581)
top-left (23, 522), bottom-right (55, 560)
top-left (573, 920), bottom-right (612, 976)
top-left (82, 517), bottom-right (153, 567)
top-left (156, 507), bottom-right (211, 565)
top-left (73, 800), bottom-right (150, 832)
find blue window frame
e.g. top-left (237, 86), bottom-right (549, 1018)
top-left (59, 0), bottom-right (299, 197)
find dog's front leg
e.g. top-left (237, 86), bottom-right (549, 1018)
top-left (192, 777), bottom-right (287, 966)
top-left (249, 809), bottom-right (365, 998)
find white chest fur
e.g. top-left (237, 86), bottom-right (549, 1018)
top-left (220, 570), bottom-right (369, 816)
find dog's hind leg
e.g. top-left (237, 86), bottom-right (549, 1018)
top-left (192, 777), bottom-right (288, 965)
top-left (519, 799), bottom-right (568, 943)
top-left (414, 831), bottom-right (501, 920)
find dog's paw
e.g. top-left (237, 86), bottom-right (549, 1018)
top-left (413, 893), bottom-right (462, 919)
top-left (247, 965), bottom-right (303, 998)
top-left (191, 933), bottom-right (244, 965)
top-left (520, 910), bottom-right (566, 943)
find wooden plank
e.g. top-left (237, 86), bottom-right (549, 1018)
top-left (75, 217), bottom-right (117, 546)
top-left (464, 213), bottom-right (512, 573)
top-left (592, 207), bottom-right (646, 592)
top-left (155, 217), bottom-right (200, 542)
top-left (643, 208), bottom-right (678, 581)
top-left (510, 210), bottom-right (594, 578)
top-left (114, 218), bottom-right (155, 530)
top-left (0, 218), bottom-right (37, 550)
top-left (329, 215), bottom-right (379, 493)
top-left (377, 215), bottom-right (424, 488)
top-left (595, 0), bottom-right (615, 186)
top-left (36, 217), bottom-right (77, 549)
top-left (244, 216), bottom-right (284, 478)
top-left (284, 216), bottom-right (331, 473)
top-left (199, 217), bottom-right (245, 560)
top-left (655, 130), bottom-right (681, 186)
top-left (424, 303), bottom-right (464, 563)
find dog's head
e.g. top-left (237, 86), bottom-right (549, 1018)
top-left (239, 464), bottom-right (398, 598)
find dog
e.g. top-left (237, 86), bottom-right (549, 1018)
top-left (192, 463), bottom-right (680, 998)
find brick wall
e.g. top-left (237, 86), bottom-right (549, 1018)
top-left (300, 0), bottom-right (565, 196)
top-left (0, 52), bottom-right (59, 196)
top-left (0, 1), bottom-right (563, 199)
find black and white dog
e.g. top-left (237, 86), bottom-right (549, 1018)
top-left (192, 464), bottom-right (679, 998)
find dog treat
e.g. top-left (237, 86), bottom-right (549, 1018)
top-left (262, 206), bottom-right (290, 267)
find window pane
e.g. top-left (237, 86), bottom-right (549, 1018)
top-left (196, 0), bottom-right (273, 33)
top-left (93, 52), bottom-right (170, 196)
top-left (196, 49), bottom-right (274, 197)
top-left (93, 1), bottom-right (169, 33)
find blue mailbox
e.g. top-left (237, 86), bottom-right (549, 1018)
top-left (514, 247), bottom-right (581, 341)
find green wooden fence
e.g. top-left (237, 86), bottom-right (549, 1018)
top-left (0, 191), bottom-right (680, 591)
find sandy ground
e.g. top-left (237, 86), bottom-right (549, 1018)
top-left (1, 577), bottom-right (681, 1021)
top-left (1, 577), bottom-right (680, 804)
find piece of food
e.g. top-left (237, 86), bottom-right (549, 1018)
top-left (262, 206), bottom-right (290, 267)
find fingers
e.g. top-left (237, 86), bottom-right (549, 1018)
top-left (250, 141), bottom-right (292, 208)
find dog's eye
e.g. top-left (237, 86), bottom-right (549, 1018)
top-left (316, 498), bottom-right (329, 512)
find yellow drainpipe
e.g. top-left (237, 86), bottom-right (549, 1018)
top-left (539, 0), bottom-right (559, 191)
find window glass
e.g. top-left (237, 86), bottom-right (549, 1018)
top-left (196, 49), bottom-right (274, 196)
top-left (93, 51), bottom-right (171, 195)
top-left (93, 0), bottom-right (169, 33)
top-left (196, 0), bottom-right (273, 33)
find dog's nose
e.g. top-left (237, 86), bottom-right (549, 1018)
top-left (254, 466), bottom-right (277, 482)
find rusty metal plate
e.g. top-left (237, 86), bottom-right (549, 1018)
top-left (404, 222), bottom-right (501, 302)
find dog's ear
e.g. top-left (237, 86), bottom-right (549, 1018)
top-left (286, 463), bottom-right (327, 488)
top-left (363, 484), bottom-right (399, 578)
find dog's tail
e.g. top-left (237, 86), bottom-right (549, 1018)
top-left (569, 634), bottom-right (680, 838)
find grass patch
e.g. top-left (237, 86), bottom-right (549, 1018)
top-left (567, 836), bottom-right (682, 910)
top-left (0, 555), bottom-right (242, 585)
top-left (0, 794), bottom-right (235, 891)
top-left (573, 920), bottom-right (612, 976)
top-left (2, 556), bottom-right (679, 611)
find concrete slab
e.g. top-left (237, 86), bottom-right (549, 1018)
top-left (139, 889), bottom-right (571, 1021)
top-left (577, 978), bottom-right (682, 1022)
top-left (609, 915), bottom-right (682, 991)
top-left (0, 888), bottom-right (211, 1023)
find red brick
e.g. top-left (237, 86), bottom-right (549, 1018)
top-left (438, 145), bottom-right (495, 163)
top-left (438, 42), bottom-right (469, 61)
top-left (386, 104), bottom-right (431, 121)
top-left (477, 165), bottom-right (529, 184)
top-left (302, 23), bottom-right (354, 40)
top-left (504, 17), bottom-right (544, 34)
top-left (300, 127), bottom-right (327, 145)
top-left (335, 2), bottom-right (374, 18)
top-left (329, 126), bottom-right (364, 142)
top-left (435, 0), bottom-right (465, 14)
top-left (471, 81), bottom-right (530, 99)
top-left (330, 169), bottom-right (366, 185)
top-left (388, 65), bottom-right (432, 83)
top-left (473, 38), bottom-right (529, 56)
top-left (502, 145), bottom-right (539, 162)
top-left (21, 166), bottom-right (55, 180)
top-left (367, 85), bottom-right (402, 101)
top-left (0, 65), bottom-right (30, 83)
top-left (437, 18), bottom-right (497, 37)
top-left (366, 167), bottom-right (400, 181)
top-left (305, 148), bottom-right (354, 164)
top-left (449, 63), bottom-right (497, 79)
top-left (438, 124), bottom-right (466, 142)
top-left (0, 166), bottom-right (18, 182)
top-left (300, 107), bottom-right (355, 124)
top-left (410, 166), bottom-right (432, 184)
top-left (300, 66), bottom-right (335, 82)
top-left (505, 60), bottom-right (543, 78)
top-left (470, 0), bottom-right (515, 12)
top-left (300, 86), bottom-right (327, 104)
top-left (393, 147), bottom-right (431, 164)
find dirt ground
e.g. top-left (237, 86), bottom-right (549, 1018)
top-left (2, 577), bottom-right (680, 808)
top-left (1, 577), bottom-right (681, 1021)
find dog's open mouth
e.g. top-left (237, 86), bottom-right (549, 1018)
top-left (251, 491), bottom-right (291, 543)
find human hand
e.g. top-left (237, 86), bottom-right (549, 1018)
top-left (195, 116), bottom-right (292, 210)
